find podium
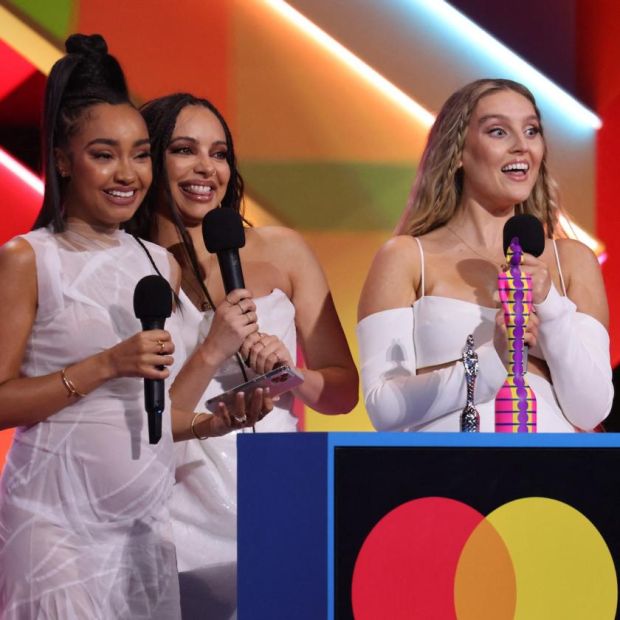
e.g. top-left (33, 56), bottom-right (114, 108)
top-left (238, 433), bottom-right (620, 619)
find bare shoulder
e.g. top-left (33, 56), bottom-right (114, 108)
top-left (0, 237), bottom-right (36, 273)
top-left (553, 237), bottom-right (602, 284)
top-left (554, 237), bottom-right (600, 267)
top-left (370, 234), bottom-right (421, 278)
top-left (0, 237), bottom-right (37, 307)
top-left (246, 225), bottom-right (318, 267)
top-left (358, 235), bottom-right (421, 320)
top-left (246, 225), bottom-right (308, 251)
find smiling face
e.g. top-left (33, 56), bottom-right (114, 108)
top-left (460, 88), bottom-right (545, 212)
top-left (164, 104), bottom-right (231, 227)
top-left (57, 103), bottom-right (152, 228)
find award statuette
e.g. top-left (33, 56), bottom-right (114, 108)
top-left (460, 334), bottom-right (480, 432)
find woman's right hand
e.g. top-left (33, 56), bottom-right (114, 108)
top-left (103, 329), bottom-right (175, 379)
top-left (199, 289), bottom-right (259, 366)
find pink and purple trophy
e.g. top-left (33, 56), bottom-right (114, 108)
top-left (495, 237), bottom-right (537, 432)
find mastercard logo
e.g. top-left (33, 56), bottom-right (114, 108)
top-left (351, 497), bottom-right (617, 619)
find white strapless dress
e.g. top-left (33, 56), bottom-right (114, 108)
top-left (172, 288), bottom-right (298, 619)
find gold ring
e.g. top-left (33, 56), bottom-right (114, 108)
top-left (157, 339), bottom-right (165, 354)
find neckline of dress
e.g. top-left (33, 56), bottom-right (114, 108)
top-left (194, 288), bottom-right (290, 315)
top-left (57, 223), bottom-right (125, 251)
top-left (414, 294), bottom-right (497, 312)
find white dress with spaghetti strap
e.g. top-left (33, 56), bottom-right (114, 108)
top-left (0, 228), bottom-right (184, 620)
top-left (172, 288), bottom-right (298, 619)
top-left (357, 238), bottom-right (612, 433)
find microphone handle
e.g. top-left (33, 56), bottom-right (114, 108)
top-left (218, 249), bottom-right (245, 293)
top-left (144, 381), bottom-right (164, 444)
top-left (140, 318), bottom-right (166, 444)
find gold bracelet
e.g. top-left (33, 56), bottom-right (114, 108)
top-left (191, 412), bottom-right (211, 440)
top-left (61, 367), bottom-right (86, 398)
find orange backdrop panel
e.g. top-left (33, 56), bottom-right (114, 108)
top-left (77, 0), bottom-right (231, 116)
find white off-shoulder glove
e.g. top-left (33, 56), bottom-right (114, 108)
top-left (534, 284), bottom-right (613, 430)
top-left (356, 308), bottom-right (506, 431)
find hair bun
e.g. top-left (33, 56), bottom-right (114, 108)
top-left (65, 33), bottom-right (108, 57)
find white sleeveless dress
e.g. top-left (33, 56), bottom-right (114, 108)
top-left (0, 228), bottom-right (184, 620)
top-left (172, 288), bottom-right (298, 619)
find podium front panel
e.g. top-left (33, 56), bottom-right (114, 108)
top-left (239, 433), bottom-right (620, 619)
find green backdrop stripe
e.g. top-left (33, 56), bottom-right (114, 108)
top-left (7, 0), bottom-right (74, 41)
top-left (241, 162), bottom-right (416, 230)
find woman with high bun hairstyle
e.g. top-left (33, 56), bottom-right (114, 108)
top-left (0, 34), bottom-right (197, 618)
top-left (357, 78), bottom-right (613, 433)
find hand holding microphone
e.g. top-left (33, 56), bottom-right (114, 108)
top-left (201, 208), bottom-right (259, 358)
top-left (201, 208), bottom-right (281, 423)
top-left (202, 208), bottom-right (291, 375)
top-left (133, 274), bottom-right (173, 444)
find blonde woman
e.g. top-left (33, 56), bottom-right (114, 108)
top-left (357, 78), bottom-right (612, 432)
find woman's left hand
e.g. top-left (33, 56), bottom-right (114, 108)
top-left (520, 253), bottom-right (552, 304)
top-left (241, 333), bottom-right (295, 375)
top-left (212, 387), bottom-right (274, 433)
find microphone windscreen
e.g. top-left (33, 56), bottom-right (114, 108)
top-left (133, 275), bottom-right (172, 321)
top-left (202, 208), bottom-right (245, 254)
top-left (503, 214), bottom-right (545, 257)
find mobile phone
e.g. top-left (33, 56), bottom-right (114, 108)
top-left (205, 365), bottom-right (304, 409)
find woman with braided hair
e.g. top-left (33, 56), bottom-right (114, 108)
top-left (357, 78), bottom-right (613, 433)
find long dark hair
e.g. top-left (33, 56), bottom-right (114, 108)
top-left (34, 33), bottom-right (131, 231)
top-left (126, 94), bottom-right (245, 309)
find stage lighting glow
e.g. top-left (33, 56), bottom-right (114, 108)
top-left (261, 0), bottom-right (435, 128)
top-left (0, 148), bottom-right (44, 195)
top-left (412, 0), bottom-right (601, 130)
top-left (261, 0), bottom-right (605, 258)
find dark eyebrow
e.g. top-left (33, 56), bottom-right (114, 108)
top-left (169, 136), bottom-right (228, 148)
top-left (478, 114), bottom-right (539, 125)
top-left (169, 136), bottom-right (197, 145)
top-left (85, 138), bottom-right (150, 147)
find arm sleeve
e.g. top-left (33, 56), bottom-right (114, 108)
top-left (356, 308), bottom-right (507, 431)
top-left (534, 284), bottom-right (613, 430)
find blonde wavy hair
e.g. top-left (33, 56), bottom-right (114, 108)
top-left (397, 79), bottom-right (562, 238)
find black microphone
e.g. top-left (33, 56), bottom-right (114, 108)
top-left (133, 275), bottom-right (173, 444)
top-left (501, 214), bottom-right (545, 375)
top-left (503, 213), bottom-right (545, 257)
top-left (202, 208), bottom-right (246, 293)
